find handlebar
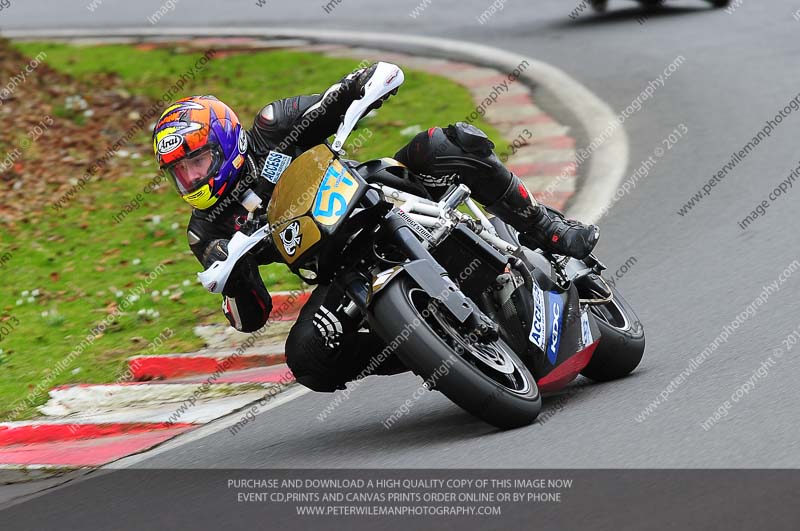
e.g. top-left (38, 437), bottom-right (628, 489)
top-left (331, 62), bottom-right (404, 152)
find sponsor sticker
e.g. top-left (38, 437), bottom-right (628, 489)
top-left (157, 134), bottom-right (183, 155)
top-left (279, 220), bottom-right (302, 256)
top-left (395, 208), bottom-right (434, 242)
top-left (385, 67), bottom-right (400, 86)
top-left (548, 293), bottom-right (564, 365)
top-left (580, 310), bottom-right (593, 348)
top-left (261, 151), bottom-right (293, 184)
top-left (529, 282), bottom-right (546, 352)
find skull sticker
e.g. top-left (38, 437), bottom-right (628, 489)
top-left (280, 221), bottom-right (303, 257)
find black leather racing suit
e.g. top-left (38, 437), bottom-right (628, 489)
top-left (187, 70), bottom-right (589, 392)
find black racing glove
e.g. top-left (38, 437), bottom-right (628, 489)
top-left (340, 63), bottom-right (399, 114)
top-left (202, 239), bottom-right (262, 298)
top-left (202, 239), bottom-right (230, 269)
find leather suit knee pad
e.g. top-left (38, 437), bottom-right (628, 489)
top-left (394, 122), bottom-right (513, 204)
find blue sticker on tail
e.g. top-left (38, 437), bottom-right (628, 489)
top-left (547, 292), bottom-right (564, 365)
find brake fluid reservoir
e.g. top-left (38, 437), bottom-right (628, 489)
top-left (241, 189), bottom-right (262, 212)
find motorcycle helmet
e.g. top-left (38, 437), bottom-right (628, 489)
top-left (153, 95), bottom-right (247, 209)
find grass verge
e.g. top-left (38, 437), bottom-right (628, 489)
top-left (0, 40), bottom-right (507, 419)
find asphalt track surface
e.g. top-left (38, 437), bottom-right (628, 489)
top-left (3, 1), bottom-right (800, 470)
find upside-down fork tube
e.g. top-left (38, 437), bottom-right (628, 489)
top-left (342, 271), bottom-right (371, 314)
top-left (381, 212), bottom-right (475, 324)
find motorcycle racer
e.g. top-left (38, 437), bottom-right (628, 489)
top-left (152, 63), bottom-right (599, 391)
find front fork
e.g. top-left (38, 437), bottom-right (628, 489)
top-left (347, 211), bottom-right (499, 340)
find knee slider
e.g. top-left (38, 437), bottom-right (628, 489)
top-left (396, 124), bottom-right (512, 204)
top-left (445, 123), bottom-right (513, 202)
top-left (446, 122), bottom-right (495, 155)
top-left (395, 127), bottom-right (446, 174)
top-left (284, 323), bottom-right (306, 367)
top-left (284, 326), bottom-right (342, 393)
top-left (397, 126), bottom-right (489, 174)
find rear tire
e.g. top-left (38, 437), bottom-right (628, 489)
top-left (578, 276), bottom-right (645, 382)
top-left (370, 274), bottom-right (541, 429)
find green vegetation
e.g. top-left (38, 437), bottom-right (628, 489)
top-left (0, 41), bottom-right (507, 419)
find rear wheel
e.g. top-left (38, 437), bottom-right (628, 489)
top-left (370, 274), bottom-right (541, 429)
top-left (578, 275), bottom-right (645, 381)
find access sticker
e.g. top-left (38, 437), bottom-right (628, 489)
top-left (261, 151), bottom-right (293, 184)
top-left (529, 283), bottom-right (546, 352)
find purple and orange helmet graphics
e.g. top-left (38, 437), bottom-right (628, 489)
top-left (154, 96), bottom-right (247, 210)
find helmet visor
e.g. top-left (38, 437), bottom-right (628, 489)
top-left (165, 147), bottom-right (220, 195)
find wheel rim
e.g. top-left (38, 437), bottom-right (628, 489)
top-left (587, 286), bottom-right (629, 331)
top-left (407, 288), bottom-right (533, 396)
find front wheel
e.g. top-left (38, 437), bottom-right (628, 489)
top-left (369, 274), bottom-right (541, 429)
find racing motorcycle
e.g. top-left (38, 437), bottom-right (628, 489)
top-left (587, 0), bottom-right (729, 13)
top-left (199, 62), bottom-right (645, 429)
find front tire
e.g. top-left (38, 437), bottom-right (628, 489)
top-left (370, 275), bottom-right (541, 429)
top-left (578, 276), bottom-right (645, 382)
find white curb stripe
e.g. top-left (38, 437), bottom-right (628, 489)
top-left (39, 383), bottom-right (275, 417)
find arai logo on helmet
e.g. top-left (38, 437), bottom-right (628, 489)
top-left (280, 221), bottom-right (303, 257)
top-left (157, 134), bottom-right (183, 155)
